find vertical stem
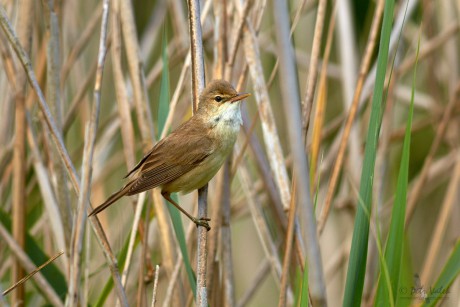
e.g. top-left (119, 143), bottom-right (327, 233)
top-left (278, 180), bottom-right (297, 307)
top-left (187, 0), bottom-right (205, 110)
top-left (12, 70), bottom-right (26, 307)
top-left (12, 0), bottom-right (34, 305)
top-left (197, 185), bottom-right (208, 306)
top-left (68, 1), bottom-right (121, 306)
top-left (44, 0), bottom-right (72, 249)
top-left (221, 159), bottom-right (235, 306)
top-left (186, 0), bottom-right (207, 304)
top-left (272, 0), bottom-right (327, 304)
top-left (301, 0), bottom-right (327, 135)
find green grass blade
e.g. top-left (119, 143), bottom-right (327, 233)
top-left (342, 0), bottom-right (395, 305)
top-left (422, 240), bottom-right (460, 307)
top-left (395, 235), bottom-right (413, 307)
top-left (375, 30), bottom-right (419, 307)
top-left (299, 258), bottom-right (309, 307)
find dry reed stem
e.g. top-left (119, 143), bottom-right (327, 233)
top-left (2, 251), bottom-right (63, 296)
top-left (221, 160), bottom-right (235, 306)
top-left (26, 114), bottom-right (67, 264)
top-left (301, 0), bottom-right (327, 135)
top-left (211, 1), bottom-right (233, 304)
top-left (186, 0), bottom-right (208, 304)
top-left (0, 5), bottom-right (130, 304)
top-left (318, 0), bottom-right (385, 234)
top-left (420, 150), bottom-right (460, 285)
top-left (119, 193), bottom-right (146, 292)
top-left (310, 2), bottom-right (337, 190)
top-left (238, 163), bottom-right (290, 300)
top-left (273, 0), bottom-right (329, 303)
top-left (406, 83), bottom-right (460, 224)
top-left (240, 106), bottom-right (287, 230)
top-left (359, 0), bottom-right (417, 105)
top-left (111, 0), bottom-right (136, 170)
top-left (62, 60), bottom-right (97, 133)
top-left (151, 264), bottom-right (160, 307)
top-left (119, 0), bottom-right (177, 288)
top-left (335, 0), bottom-right (361, 185)
top-left (61, 5), bottom-right (102, 84)
top-left (119, 0), bottom-right (155, 144)
top-left (44, 1), bottom-right (70, 247)
top-left (187, 0), bottom-right (205, 110)
top-left (396, 22), bottom-right (459, 77)
top-left (68, 1), bottom-right (114, 305)
top-left (243, 22), bottom-right (291, 211)
top-left (160, 0), bottom-right (212, 139)
top-left (266, 0), bottom-right (318, 88)
top-left (278, 179), bottom-right (297, 307)
top-left (11, 0), bottom-right (33, 304)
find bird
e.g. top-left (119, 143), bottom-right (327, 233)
top-left (88, 80), bottom-right (250, 230)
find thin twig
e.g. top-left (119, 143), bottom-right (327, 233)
top-left (2, 251), bottom-right (64, 297)
top-left (0, 223), bottom-right (64, 307)
top-left (186, 0), bottom-right (207, 305)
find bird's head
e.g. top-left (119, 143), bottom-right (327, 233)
top-left (198, 80), bottom-right (250, 117)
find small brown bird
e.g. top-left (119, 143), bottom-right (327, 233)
top-left (89, 80), bottom-right (250, 230)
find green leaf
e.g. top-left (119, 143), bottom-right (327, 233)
top-left (299, 258), bottom-right (309, 307)
top-left (342, 0), bottom-right (395, 305)
top-left (422, 240), bottom-right (460, 307)
top-left (375, 29), bottom-right (419, 307)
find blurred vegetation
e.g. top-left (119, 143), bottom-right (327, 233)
top-left (0, 0), bottom-right (459, 306)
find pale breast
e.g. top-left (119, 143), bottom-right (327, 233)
top-left (162, 107), bottom-right (242, 194)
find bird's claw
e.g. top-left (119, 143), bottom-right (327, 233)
top-left (193, 217), bottom-right (211, 231)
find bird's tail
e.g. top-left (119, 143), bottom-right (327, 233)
top-left (88, 183), bottom-right (133, 217)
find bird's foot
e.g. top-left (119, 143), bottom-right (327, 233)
top-left (192, 217), bottom-right (211, 231)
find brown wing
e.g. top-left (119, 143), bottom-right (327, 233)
top-left (124, 117), bottom-right (215, 195)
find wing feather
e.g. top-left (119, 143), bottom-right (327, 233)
top-left (123, 117), bottom-right (215, 195)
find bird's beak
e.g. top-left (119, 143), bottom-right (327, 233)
top-left (229, 93), bottom-right (251, 103)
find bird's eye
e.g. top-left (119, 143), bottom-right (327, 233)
top-left (214, 95), bottom-right (223, 102)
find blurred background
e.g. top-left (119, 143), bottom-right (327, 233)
top-left (0, 0), bottom-right (459, 306)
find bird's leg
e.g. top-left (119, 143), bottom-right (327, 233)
top-left (161, 192), bottom-right (211, 231)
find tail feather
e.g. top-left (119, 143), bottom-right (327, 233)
top-left (88, 184), bottom-right (131, 217)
